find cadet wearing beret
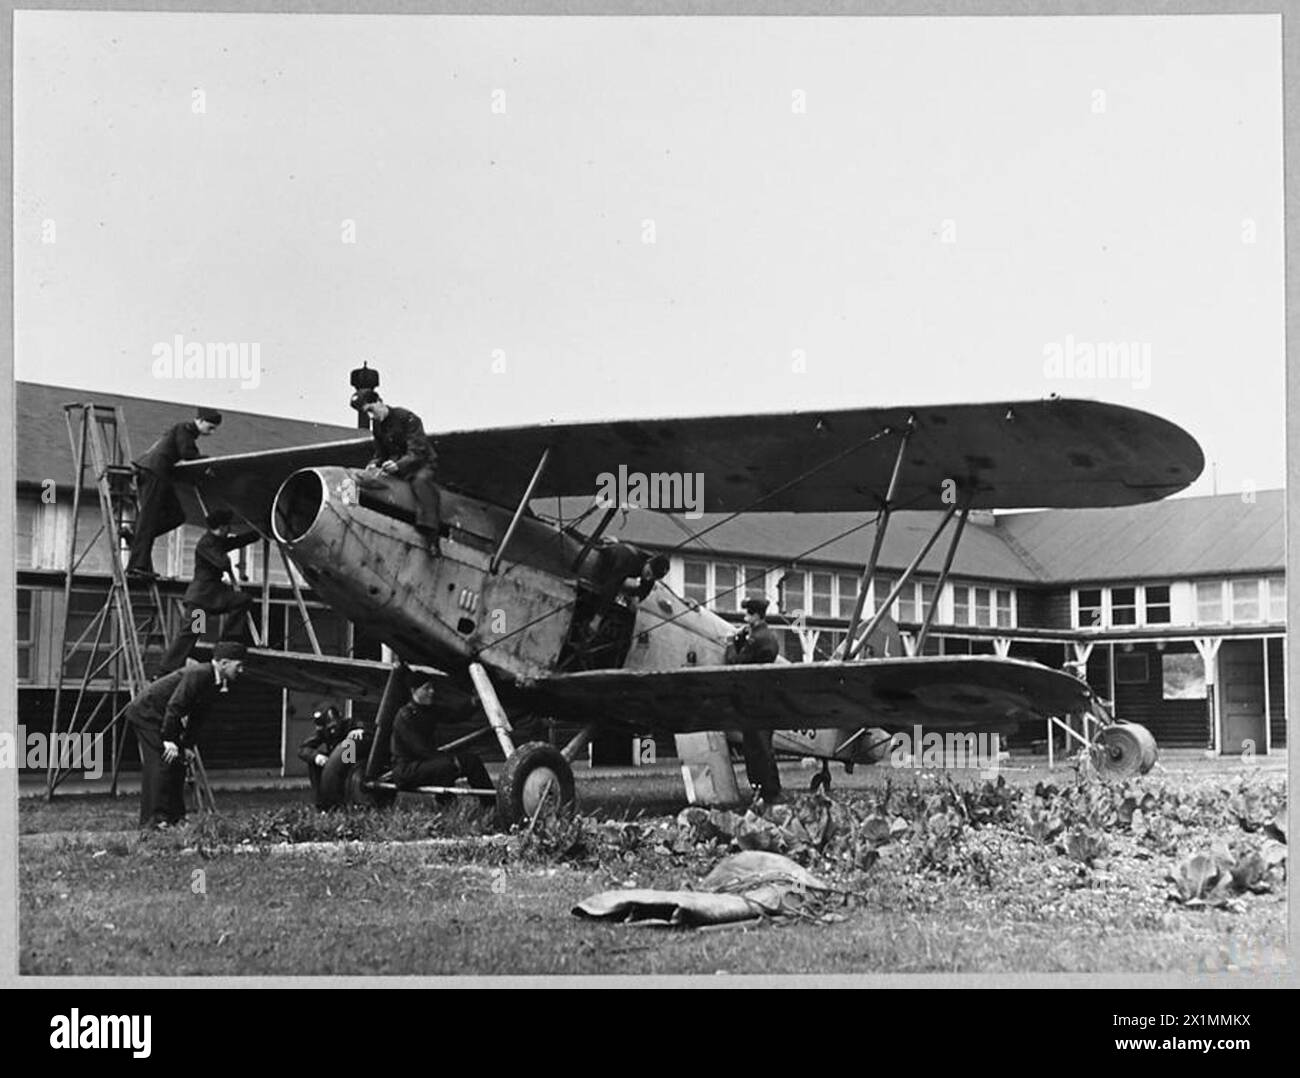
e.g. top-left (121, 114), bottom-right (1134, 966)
top-left (126, 407), bottom-right (223, 579)
top-left (725, 597), bottom-right (783, 803)
top-left (125, 641), bottom-right (245, 829)
top-left (352, 389), bottom-right (442, 551)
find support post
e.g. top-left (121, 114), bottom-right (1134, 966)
top-left (276, 539), bottom-right (322, 656)
top-left (364, 663), bottom-right (409, 783)
top-left (259, 537), bottom-right (271, 645)
top-left (914, 502), bottom-right (971, 655)
top-left (561, 722), bottom-right (599, 763)
top-left (469, 661), bottom-right (517, 759)
top-left (840, 418), bottom-right (914, 656)
top-left (845, 503), bottom-right (955, 659)
top-left (491, 447), bottom-right (551, 575)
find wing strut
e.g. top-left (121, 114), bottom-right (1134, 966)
top-left (840, 416), bottom-right (914, 653)
top-left (913, 497), bottom-right (972, 654)
top-left (844, 501), bottom-right (957, 659)
top-left (490, 447), bottom-right (551, 574)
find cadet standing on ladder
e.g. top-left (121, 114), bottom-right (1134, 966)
top-left (126, 407), bottom-right (223, 579)
top-left (125, 641), bottom-right (246, 830)
top-left (158, 508), bottom-right (259, 673)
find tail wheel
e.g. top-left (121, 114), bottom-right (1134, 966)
top-left (1093, 722), bottom-right (1158, 779)
top-left (497, 742), bottom-right (576, 827)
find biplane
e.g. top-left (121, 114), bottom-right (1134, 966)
top-left (175, 396), bottom-right (1202, 823)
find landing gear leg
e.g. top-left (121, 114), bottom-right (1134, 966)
top-left (468, 662), bottom-right (578, 827)
top-left (810, 761), bottom-right (832, 794)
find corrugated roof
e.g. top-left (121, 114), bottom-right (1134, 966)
top-left (15, 382), bottom-right (1283, 584)
top-left (15, 381), bottom-right (360, 491)
top-left (996, 491), bottom-right (1285, 582)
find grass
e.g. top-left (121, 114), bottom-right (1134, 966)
top-left (18, 764), bottom-right (1287, 976)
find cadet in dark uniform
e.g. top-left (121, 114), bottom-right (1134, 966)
top-left (390, 680), bottom-right (493, 805)
top-left (124, 641), bottom-right (245, 829)
top-left (297, 704), bottom-right (350, 808)
top-left (127, 408), bottom-right (222, 578)
top-left (158, 508), bottom-right (260, 673)
top-left (352, 389), bottom-right (441, 549)
top-left (725, 597), bottom-right (783, 803)
top-left (587, 542), bottom-right (669, 631)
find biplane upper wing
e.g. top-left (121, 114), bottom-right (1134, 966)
top-left (174, 397), bottom-right (1203, 527)
top-left (527, 656), bottom-right (1095, 736)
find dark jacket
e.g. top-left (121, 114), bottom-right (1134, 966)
top-left (297, 722), bottom-right (348, 766)
top-left (135, 421), bottom-right (204, 476)
top-left (183, 529), bottom-right (260, 607)
top-left (125, 663), bottom-right (225, 747)
top-left (729, 620), bottom-right (780, 665)
top-left (592, 542), bottom-right (653, 607)
top-left (369, 407), bottom-right (436, 477)
top-left (390, 701), bottom-right (442, 764)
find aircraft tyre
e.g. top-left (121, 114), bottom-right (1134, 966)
top-left (497, 742), bottom-right (576, 827)
top-left (318, 739), bottom-right (396, 810)
top-left (1093, 722), bottom-right (1158, 780)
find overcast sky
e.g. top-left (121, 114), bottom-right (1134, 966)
top-left (14, 12), bottom-right (1283, 498)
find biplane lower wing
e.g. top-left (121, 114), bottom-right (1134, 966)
top-left (529, 656), bottom-right (1095, 736)
top-left (190, 644), bottom-right (453, 703)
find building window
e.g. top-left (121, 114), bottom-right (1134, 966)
top-left (836, 575), bottom-right (859, 619)
top-left (743, 566), bottom-right (767, 605)
top-left (896, 583), bottom-right (918, 623)
top-left (1267, 577), bottom-right (1286, 622)
top-left (779, 570), bottom-right (805, 616)
top-left (1231, 579), bottom-right (1260, 623)
top-left (1077, 588), bottom-right (1103, 628)
top-left (971, 587), bottom-right (990, 627)
top-left (62, 588), bottom-right (114, 682)
top-left (995, 590), bottom-right (1013, 628)
top-left (683, 560), bottom-right (708, 605)
top-left (1144, 584), bottom-right (1171, 625)
top-left (713, 564), bottom-right (739, 613)
top-left (919, 582), bottom-right (937, 625)
top-left (952, 585), bottom-right (970, 626)
top-left (1195, 581), bottom-right (1225, 625)
top-left (1110, 586), bottom-right (1137, 626)
top-left (17, 588), bottom-right (36, 682)
top-left (810, 573), bottom-right (833, 617)
top-left (16, 498), bottom-right (37, 570)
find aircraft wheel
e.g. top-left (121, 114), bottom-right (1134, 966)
top-left (344, 763), bottom-right (396, 810)
top-left (1093, 722), bottom-right (1158, 780)
top-left (318, 740), bottom-right (394, 810)
top-left (497, 742), bottom-right (576, 828)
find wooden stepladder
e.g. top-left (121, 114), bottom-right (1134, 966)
top-left (46, 403), bottom-right (215, 813)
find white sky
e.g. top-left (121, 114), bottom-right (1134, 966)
top-left (14, 12), bottom-right (1284, 498)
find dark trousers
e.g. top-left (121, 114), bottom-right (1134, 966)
top-left (741, 728), bottom-right (781, 800)
top-left (401, 465), bottom-right (441, 536)
top-left (158, 593), bottom-right (254, 674)
top-left (129, 713), bottom-right (185, 827)
top-left (127, 469), bottom-right (185, 574)
top-left (306, 761), bottom-right (324, 806)
top-left (393, 752), bottom-right (492, 802)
